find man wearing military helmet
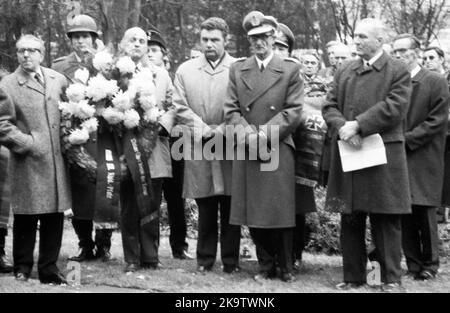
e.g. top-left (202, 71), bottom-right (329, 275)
top-left (224, 11), bottom-right (303, 283)
top-left (52, 14), bottom-right (100, 80)
top-left (52, 14), bottom-right (113, 263)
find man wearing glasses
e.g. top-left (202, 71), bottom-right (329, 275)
top-left (0, 35), bottom-right (70, 284)
top-left (392, 34), bottom-right (449, 281)
top-left (224, 11), bottom-right (303, 283)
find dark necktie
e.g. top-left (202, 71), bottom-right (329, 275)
top-left (34, 73), bottom-right (44, 87)
top-left (260, 64), bottom-right (265, 72)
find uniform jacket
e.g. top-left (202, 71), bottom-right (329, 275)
top-left (224, 54), bottom-right (303, 228)
top-left (0, 67), bottom-right (71, 215)
top-left (405, 67), bottom-right (449, 206)
top-left (174, 53), bottom-right (235, 199)
top-left (52, 52), bottom-right (91, 82)
top-left (322, 52), bottom-right (412, 214)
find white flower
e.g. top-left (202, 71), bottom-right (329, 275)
top-left (112, 90), bottom-right (134, 112)
top-left (93, 51), bottom-right (114, 72)
top-left (116, 56), bottom-right (136, 74)
top-left (86, 75), bottom-right (119, 102)
top-left (80, 117), bottom-right (99, 133)
top-left (73, 68), bottom-right (90, 85)
top-left (59, 101), bottom-right (75, 116)
top-left (128, 77), bottom-right (156, 98)
top-left (102, 107), bottom-right (124, 125)
top-left (68, 128), bottom-right (90, 145)
top-left (66, 83), bottom-right (86, 102)
top-left (123, 109), bottom-right (140, 129)
top-left (139, 94), bottom-right (157, 111)
top-left (73, 100), bottom-right (96, 120)
top-left (143, 107), bottom-right (161, 123)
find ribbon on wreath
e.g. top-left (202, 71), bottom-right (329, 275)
top-left (122, 130), bottom-right (158, 237)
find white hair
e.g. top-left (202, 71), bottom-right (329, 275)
top-left (16, 34), bottom-right (45, 54)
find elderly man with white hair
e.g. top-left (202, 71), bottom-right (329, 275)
top-left (322, 18), bottom-right (412, 291)
top-left (117, 27), bottom-right (175, 272)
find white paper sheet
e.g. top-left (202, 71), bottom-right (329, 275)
top-left (338, 134), bottom-right (387, 172)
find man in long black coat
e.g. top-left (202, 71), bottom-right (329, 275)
top-left (322, 19), bottom-right (412, 291)
top-left (392, 34), bottom-right (450, 280)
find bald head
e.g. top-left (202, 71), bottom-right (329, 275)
top-left (120, 27), bottom-right (148, 62)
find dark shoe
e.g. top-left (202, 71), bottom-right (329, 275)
top-left (417, 270), bottom-right (436, 281)
top-left (281, 272), bottom-right (296, 283)
top-left (95, 247), bottom-right (111, 262)
top-left (254, 268), bottom-right (277, 281)
top-left (68, 248), bottom-right (96, 262)
top-left (381, 282), bottom-right (403, 292)
top-left (173, 250), bottom-right (193, 260)
top-left (39, 271), bottom-right (67, 285)
top-left (223, 265), bottom-right (241, 274)
top-left (197, 265), bottom-right (212, 273)
top-left (0, 254), bottom-right (13, 273)
top-left (141, 262), bottom-right (159, 270)
top-left (335, 282), bottom-right (365, 290)
top-left (124, 263), bottom-right (139, 273)
top-left (15, 272), bottom-right (29, 282)
top-left (404, 270), bottom-right (420, 280)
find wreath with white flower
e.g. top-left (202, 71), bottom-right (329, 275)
top-left (60, 50), bottom-right (164, 177)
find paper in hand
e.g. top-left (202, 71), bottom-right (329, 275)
top-left (338, 134), bottom-right (387, 172)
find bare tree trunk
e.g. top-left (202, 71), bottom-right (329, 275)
top-left (128, 0), bottom-right (141, 27)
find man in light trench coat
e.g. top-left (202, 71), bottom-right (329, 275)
top-left (173, 17), bottom-right (241, 273)
top-left (0, 35), bottom-right (71, 284)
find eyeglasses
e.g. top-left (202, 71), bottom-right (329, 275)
top-left (17, 48), bottom-right (41, 55)
top-left (392, 48), bottom-right (408, 55)
top-left (303, 60), bottom-right (318, 65)
top-left (423, 55), bottom-right (436, 61)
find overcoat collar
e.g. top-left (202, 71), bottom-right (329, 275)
top-left (351, 51), bottom-right (390, 74)
top-left (16, 66), bottom-right (56, 96)
top-left (197, 52), bottom-right (232, 76)
top-left (411, 67), bottom-right (427, 83)
top-left (240, 53), bottom-right (284, 109)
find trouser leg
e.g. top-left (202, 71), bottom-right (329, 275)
top-left (71, 218), bottom-right (94, 251)
top-left (417, 207), bottom-right (440, 274)
top-left (401, 207), bottom-right (422, 273)
top-left (275, 228), bottom-right (294, 274)
top-left (13, 214), bottom-right (38, 275)
top-left (250, 228), bottom-right (276, 272)
top-left (120, 179), bottom-right (141, 265)
top-left (163, 159), bottom-right (188, 254)
top-left (38, 213), bottom-right (64, 276)
top-left (293, 214), bottom-right (306, 261)
top-left (370, 213), bottom-right (402, 284)
top-left (340, 212), bottom-right (367, 283)
top-left (218, 196), bottom-right (240, 267)
top-left (139, 178), bottom-right (162, 264)
top-left (95, 229), bottom-right (113, 250)
top-left (196, 197), bottom-right (219, 268)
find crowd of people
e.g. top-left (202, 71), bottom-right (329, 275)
top-left (0, 11), bottom-right (449, 292)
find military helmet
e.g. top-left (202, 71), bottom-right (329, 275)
top-left (67, 14), bottom-right (99, 38)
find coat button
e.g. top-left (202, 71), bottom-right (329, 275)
top-left (270, 106), bottom-right (276, 111)
top-left (245, 107), bottom-right (250, 112)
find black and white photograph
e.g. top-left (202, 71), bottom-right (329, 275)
top-left (1, 0), bottom-right (450, 300)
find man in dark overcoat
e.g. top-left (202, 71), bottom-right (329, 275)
top-left (224, 11), bottom-right (303, 282)
top-left (52, 14), bottom-right (116, 263)
top-left (392, 34), bottom-right (450, 280)
top-left (322, 18), bottom-right (412, 291)
top-left (0, 35), bottom-right (70, 284)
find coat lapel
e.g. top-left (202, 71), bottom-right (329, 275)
top-left (42, 67), bottom-right (57, 97)
top-left (199, 53), bottom-right (231, 76)
top-left (412, 67), bottom-right (426, 85)
top-left (353, 51), bottom-right (389, 75)
top-left (16, 66), bottom-right (44, 95)
top-left (241, 55), bottom-right (283, 109)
